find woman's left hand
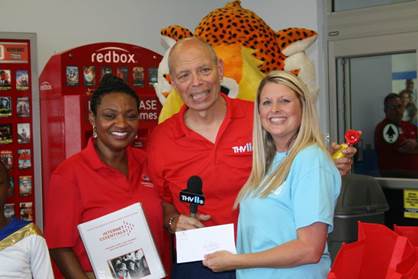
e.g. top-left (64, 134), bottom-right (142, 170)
top-left (203, 251), bottom-right (237, 272)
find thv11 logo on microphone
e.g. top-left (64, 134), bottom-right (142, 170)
top-left (179, 192), bottom-right (205, 205)
top-left (232, 142), bottom-right (252, 154)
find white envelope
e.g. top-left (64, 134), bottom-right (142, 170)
top-left (175, 223), bottom-right (236, 263)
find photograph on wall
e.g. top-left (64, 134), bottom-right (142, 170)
top-left (16, 70), bottom-right (29, 90)
top-left (4, 203), bottom-right (15, 218)
top-left (8, 176), bottom-right (14, 197)
top-left (132, 67), bottom-right (144, 87)
top-left (148, 68), bottom-right (158, 86)
top-left (0, 124), bottom-right (12, 144)
top-left (83, 66), bottom-right (96, 87)
top-left (19, 202), bottom-right (33, 221)
top-left (0, 150), bottom-right (13, 169)
top-left (16, 96), bottom-right (30, 117)
top-left (17, 123), bottom-right (30, 144)
top-left (116, 67), bottom-right (129, 82)
top-left (101, 66), bottom-right (112, 79)
top-left (0, 69), bottom-right (11, 90)
top-left (66, 66), bottom-right (79, 86)
top-left (0, 96), bottom-right (11, 117)
top-left (19, 175), bottom-right (32, 197)
top-left (107, 248), bottom-right (151, 279)
top-left (17, 148), bottom-right (31, 169)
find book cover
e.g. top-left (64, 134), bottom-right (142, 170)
top-left (16, 96), bottom-right (30, 117)
top-left (148, 68), bottom-right (158, 86)
top-left (0, 150), bottom-right (13, 169)
top-left (66, 66), bottom-right (79, 86)
top-left (0, 124), bottom-right (12, 144)
top-left (19, 202), bottom-right (33, 221)
top-left (8, 176), bottom-right (14, 197)
top-left (4, 203), bottom-right (15, 218)
top-left (0, 69), bottom-right (11, 90)
top-left (17, 123), bottom-right (30, 144)
top-left (16, 70), bottom-right (29, 90)
top-left (101, 66), bottom-right (112, 79)
top-left (0, 96), bottom-right (11, 117)
top-left (78, 203), bottom-right (165, 279)
top-left (19, 175), bottom-right (32, 197)
top-left (17, 149), bottom-right (31, 169)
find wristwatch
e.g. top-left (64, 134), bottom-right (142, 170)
top-left (167, 214), bottom-right (179, 233)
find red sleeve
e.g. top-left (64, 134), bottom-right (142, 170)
top-left (146, 129), bottom-right (173, 204)
top-left (44, 167), bottom-right (82, 248)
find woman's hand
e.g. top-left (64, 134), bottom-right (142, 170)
top-left (203, 251), bottom-right (237, 272)
top-left (330, 143), bottom-right (357, 176)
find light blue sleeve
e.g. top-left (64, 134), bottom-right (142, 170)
top-left (290, 146), bottom-right (341, 233)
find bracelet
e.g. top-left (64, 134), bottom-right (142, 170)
top-left (167, 214), bottom-right (179, 234)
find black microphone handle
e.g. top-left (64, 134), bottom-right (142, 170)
top-left (190, 203), bottom-right (198, 217)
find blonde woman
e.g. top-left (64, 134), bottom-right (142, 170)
top-left (203, 71), bottom-right (341, 279)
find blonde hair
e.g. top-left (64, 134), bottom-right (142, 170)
top-left (235, 71), bottom-right (329, 205)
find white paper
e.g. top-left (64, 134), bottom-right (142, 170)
top-left (175, 223), bottom-right (236, 263)
top-left (78, 203), bottom-right (165, 279)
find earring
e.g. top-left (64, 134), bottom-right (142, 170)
top-left (135, 134), bottom-right (138, 139)
top-left (92, 125), bottom-right (98, 138)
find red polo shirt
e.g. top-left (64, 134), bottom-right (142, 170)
top-left (147, 94), bottom-right (254, 229)
top-left (375, 118), bottom-right (418, 174)
top-left (44, 139), bottom-right (164, 272)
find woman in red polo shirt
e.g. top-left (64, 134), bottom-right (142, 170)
top-left (44, 74), bottom-right (165, 278)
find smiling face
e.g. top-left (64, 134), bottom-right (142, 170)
top-left (90, 92), bottom-right (139, 154)
top-left (258, 82), bottom-right (302, 151)
top-left (169, 39), bottom-right (224, 113)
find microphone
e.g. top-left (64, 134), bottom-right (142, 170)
top-left (179, 176), bottom-right (205, 217)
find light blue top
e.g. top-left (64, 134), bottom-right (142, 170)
top-left (236, 144), bottom-right (341, 279)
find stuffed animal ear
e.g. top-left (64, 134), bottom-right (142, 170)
top-left (161, 25), bottom-right (193, 41)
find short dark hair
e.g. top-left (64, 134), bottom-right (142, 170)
top-left (90, 74), bottom-right (140, 115)
top-left (384, 93), bottom-right (400, 112)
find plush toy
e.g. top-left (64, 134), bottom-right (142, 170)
top-left (154, 0), bottom-right (318, 123)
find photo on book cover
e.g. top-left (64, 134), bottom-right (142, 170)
top-left (4, 203), bottom-right (15, 218)
top-left (16, 70), bottom-right (29, 90)
top-left (19, 175), bottom-right (32, 197)
top-left (108, 248), bottom-right (151, 279)
top-left (83, 66), bottom-right (96, 87)
top-left (116, 67), bottom-right (129, 83)
top-left (101, 66), bottom-right (112, 79)
top-left (19, 202), bottom-right (33, 221)
top-left (148, 68), bottom-right (158, 86)
top-left (0, 150), bottom-right (13, 169)
top-left (0, 69), bottom-right (12, 90)
top-left (0, 124), bottom-right (12, 144)
top-left (0, 96), bottom-right (11, 117)
top-left (17, 148), bottom-right (31, 169)
top-left (17, 122), bottom-right (30, 144)
top-left (16, 96), bottom-right (30, 117)
top-left (66, 66), bottom-right (79, 86)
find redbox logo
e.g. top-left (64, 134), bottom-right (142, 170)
top-left (91, 47), bottom-right (136, 64)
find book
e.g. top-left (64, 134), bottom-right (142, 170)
top-left (0, 96), bottom-right (11, 117)
top-left (78, 203), bottom-right (165, 279)
top-left (8, 176), bottom-right (14, 197)
top-left (116, 67), bottom-right (128, 82)
top-left (83, 66), bottom-right (96, 87)
top-left (66, 66), bottom-right (79, 86)
top-left (16, 96), bottom-right (30, 117)
top-left (132, 67), bottom-right (144, 87)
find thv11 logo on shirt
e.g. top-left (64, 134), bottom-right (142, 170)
top-left (232, 142), bottom-right (253, 154)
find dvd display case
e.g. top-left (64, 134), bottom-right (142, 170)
top-left (0, 33), bottom-right (40, 226)
top-left (39, 42), bottom-right (162, 211)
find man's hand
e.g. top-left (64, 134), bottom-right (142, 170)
top-left (174, 213), bottom-right (211, 231)
top-left (330, 142), bottom-right (357, 176)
